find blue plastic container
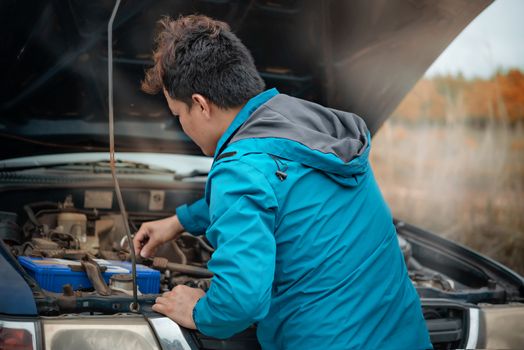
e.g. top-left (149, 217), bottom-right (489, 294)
top-left (18, 256), bottom-right (160, 294)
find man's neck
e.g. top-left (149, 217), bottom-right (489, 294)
top-left (216, 103), bottom-right (246, 138)
top-left (209, 103), bottom-right (246, 156)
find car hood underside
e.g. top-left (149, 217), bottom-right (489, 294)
top-left (0, 0), bottom-right (491, 159)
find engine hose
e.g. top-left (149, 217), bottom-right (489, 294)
top-left (23, 205), bottom-right (41, 231)
top-left (23, 201), bottom-right (57, 230)
top-left (196, 236), bottom-right (215, 252)
top-left (180, 232), bottom-right (215, 253)
top-left (171, 240), bottom-right (188, 265)
top-left (152, 257), bottom-right (214, 278)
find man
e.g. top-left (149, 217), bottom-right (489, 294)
top-left (135, 14), bottom-right (432, 350)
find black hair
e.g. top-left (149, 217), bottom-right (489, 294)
top-left (142, 15), bottom-right (265, 108)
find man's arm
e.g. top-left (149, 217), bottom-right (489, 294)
top-left (134, 198), bottom-right (210, 257)
top-left (193, 160), bottom-right (278, 338)
top-left (175, 197), bottom-right (210, 236)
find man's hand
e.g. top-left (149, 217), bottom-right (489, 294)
top-left (133, 215), bottom-right (184, 258)
top-left (153, 285), bottom-right (205, 329)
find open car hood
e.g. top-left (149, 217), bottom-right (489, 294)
top-left (0, 0), bottom-right (491, 159)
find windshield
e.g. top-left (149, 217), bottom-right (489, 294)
top-left (0, 153), bottom-right (212, 175)
top-left (371, 0), bottom-right (524, 275)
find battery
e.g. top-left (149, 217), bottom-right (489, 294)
top-left (18, 256), bottom-right (160, 294)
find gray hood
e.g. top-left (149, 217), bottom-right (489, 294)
top-left (229, 94), bottom-right (370, 182)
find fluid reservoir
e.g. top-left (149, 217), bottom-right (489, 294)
top-left (57, 212), bottom-right (87, 243)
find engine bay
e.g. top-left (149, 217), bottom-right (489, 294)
top-left (0, 189), bottom-right (499, 307)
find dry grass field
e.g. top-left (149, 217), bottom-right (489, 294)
top-left (371, 121), bottom-right (524, 275)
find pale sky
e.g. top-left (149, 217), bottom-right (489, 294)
top-left (425, 0), bottom-right (524, 78)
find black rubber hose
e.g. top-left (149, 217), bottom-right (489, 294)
top-left (23, 201), bottom-right (58, 229)
top-left (23, 202), bottom-right (59, 239)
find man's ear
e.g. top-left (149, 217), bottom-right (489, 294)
top-left (192, 94), bottom-right (211, 119)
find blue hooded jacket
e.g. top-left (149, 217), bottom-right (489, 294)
top-left (176, 89), bottom-right (432, 350)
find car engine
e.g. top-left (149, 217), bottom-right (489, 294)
top-left (0, 193), bottom-right (462, 300)
top-left (2, 194), bottom-right (214, 299)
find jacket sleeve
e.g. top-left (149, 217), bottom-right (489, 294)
top-left (193, 160), bottom-right (278, 338)
top-left (175, 198), bottom-right (210, 236)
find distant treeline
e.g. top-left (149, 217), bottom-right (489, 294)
top-left (393, 69), bottom-right (524, 126)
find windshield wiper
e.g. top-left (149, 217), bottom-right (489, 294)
top-left (0, 160), bottom-right (176, 174)
top-left (174, 169), bottom-right (209, 180)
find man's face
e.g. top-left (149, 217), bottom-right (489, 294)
top-left (163, 89), bottom-right (221, 156)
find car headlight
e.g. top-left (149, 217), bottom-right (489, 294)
top-left (43, 315), bottom-right (160, 350)
top-left (478, 304), bottom-right (524, 349)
